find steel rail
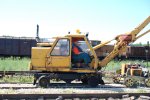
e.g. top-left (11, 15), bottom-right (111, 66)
top-left (0, 83), bottom-right (125, 89)
top-left (0, 71), bottom-right (40, 78)
top-left (0, 71), bottom-right (40, 74)
top-left (0, 93), bottom-right (149, 99)
top-left (0, 70), bottom-right (114, 77)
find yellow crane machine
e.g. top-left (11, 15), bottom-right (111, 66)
top-left (30, 16), bottom-right (150, 88)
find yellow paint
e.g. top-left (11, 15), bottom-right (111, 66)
top-left (46, 56), bottom-right (70, 68)
top-left (130, 68), bottom-right (142, 76)
top-left (37, 43), bottom-right (53, 47)
top-left (121, 64), bottom-right (126, 75)
top-left (30, 34), bottom-right (97, 73)
top-left (31, 47), bottom-right (49, 69)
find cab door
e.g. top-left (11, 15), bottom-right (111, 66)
top-left (46, 38), bottom-right (71, 69)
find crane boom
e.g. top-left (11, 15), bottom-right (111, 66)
top-left (135, 29), bottom-right (150, 41)
top-left (93, 39), bottom-right (114, 50)
top-left (98, 16), bottom-right (150, 68)
top-left (127, 16), bottom-right (150, 42)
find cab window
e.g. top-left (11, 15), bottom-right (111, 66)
top-left (51, 39), bottom-right (70, 56)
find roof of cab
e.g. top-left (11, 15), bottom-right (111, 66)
top-left (65, 34), bottom-right (86, 38)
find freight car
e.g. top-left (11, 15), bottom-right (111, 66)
top-left (0, 36), bottom-right (36, 57)
top-left (125, 46), bottom-right (150, 59)
top-left (95, 45), bottom-right (114, 60)
top-left (95, 44), bottom-right (150, 60)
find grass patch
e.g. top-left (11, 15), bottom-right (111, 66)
top-left (102, 59), bottom-right (150, 71)
top-left (0, 57), bottom-right (30, 71)
top-left (0, 57), bottom-right (149, 71)
top-left (0, 76), bottom-right (33, 83)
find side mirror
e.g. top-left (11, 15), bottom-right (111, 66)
top-left (86, 32), bottom-right (89, 37)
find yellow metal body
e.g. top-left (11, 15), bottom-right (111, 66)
top-left (120, 63), bottom-right (142, 76)
top-left (31, 47), bottom-right (50, 70)
top-left (37, 43), bottom-right (53, 47)
top-left (30, 16), bottom-right (150, 73)
top-left (130, 68), bottom-right (142, 76)
top-left (121, 64), bottom-right (126, 75)
top-left (30, 34), bottom-right (96, 73)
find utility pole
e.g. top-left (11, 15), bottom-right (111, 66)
top-left (36, 24), bottom-right (40, 42)
top-left (36, 24), bottom-right (39, 38)
top-left (145, 41), bottom-right (149, 67)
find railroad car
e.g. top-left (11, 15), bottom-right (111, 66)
top-left (0, 36), bottom-right (36, 57)
top-left (126, 46), bottom-right (150, 59)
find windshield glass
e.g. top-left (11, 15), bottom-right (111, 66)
top-left (77, 41), bottom-right (92, 53)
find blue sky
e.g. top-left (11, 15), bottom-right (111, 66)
top-left (0, 0), bottom-right (149, 43)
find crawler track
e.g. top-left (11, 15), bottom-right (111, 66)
top-left (0, 93), bottom-right (150, 99)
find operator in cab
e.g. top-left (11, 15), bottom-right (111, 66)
top-left (72, 39), bottom-right (91, 67)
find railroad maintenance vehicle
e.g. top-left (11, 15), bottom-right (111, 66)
top-left (30, 16), bottom-right (150, 88)
top-left (113, 62), bottom-right (150, 87)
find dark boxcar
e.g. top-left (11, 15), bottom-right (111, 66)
top-left (127, 46), bottom-right (146, 59)
top-left (0, 37), bottom-right (14, 56)
top-left (135, 46), bottom-right (145, 59)
top-left (5, 38), bottom-right (12, 55)
top-left (11, 38), bottom-right (20, 56)
top-left (90, 40), bottom-right (101, 47)
top-left (19, 39), bottom-right (36, 56)
top-left (148, 47), bottom-right (150, 59)
top-left (0, 37), bottom-right (37, 57)
top-left (0, 38), bottom-right (5, 55)
top-left (19, 39), bottom-right (30, 56)
top-left (95, 45), bottom-right (114, 59)
top-left (145, 46), bottom-right (150, 59)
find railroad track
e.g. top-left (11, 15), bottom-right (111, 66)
top-left (0, 93), bottom-right (150, 99)
top-left (0, 83), bottom-right (126, 89)
top-left (0, 71), bottom-right (114, 77)
top-left (0, 71), bottom-right (38, 77)
top-left (46, 83), bottom-right (126, 88)
top-left (0, 71), bottom-right (149, 89)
